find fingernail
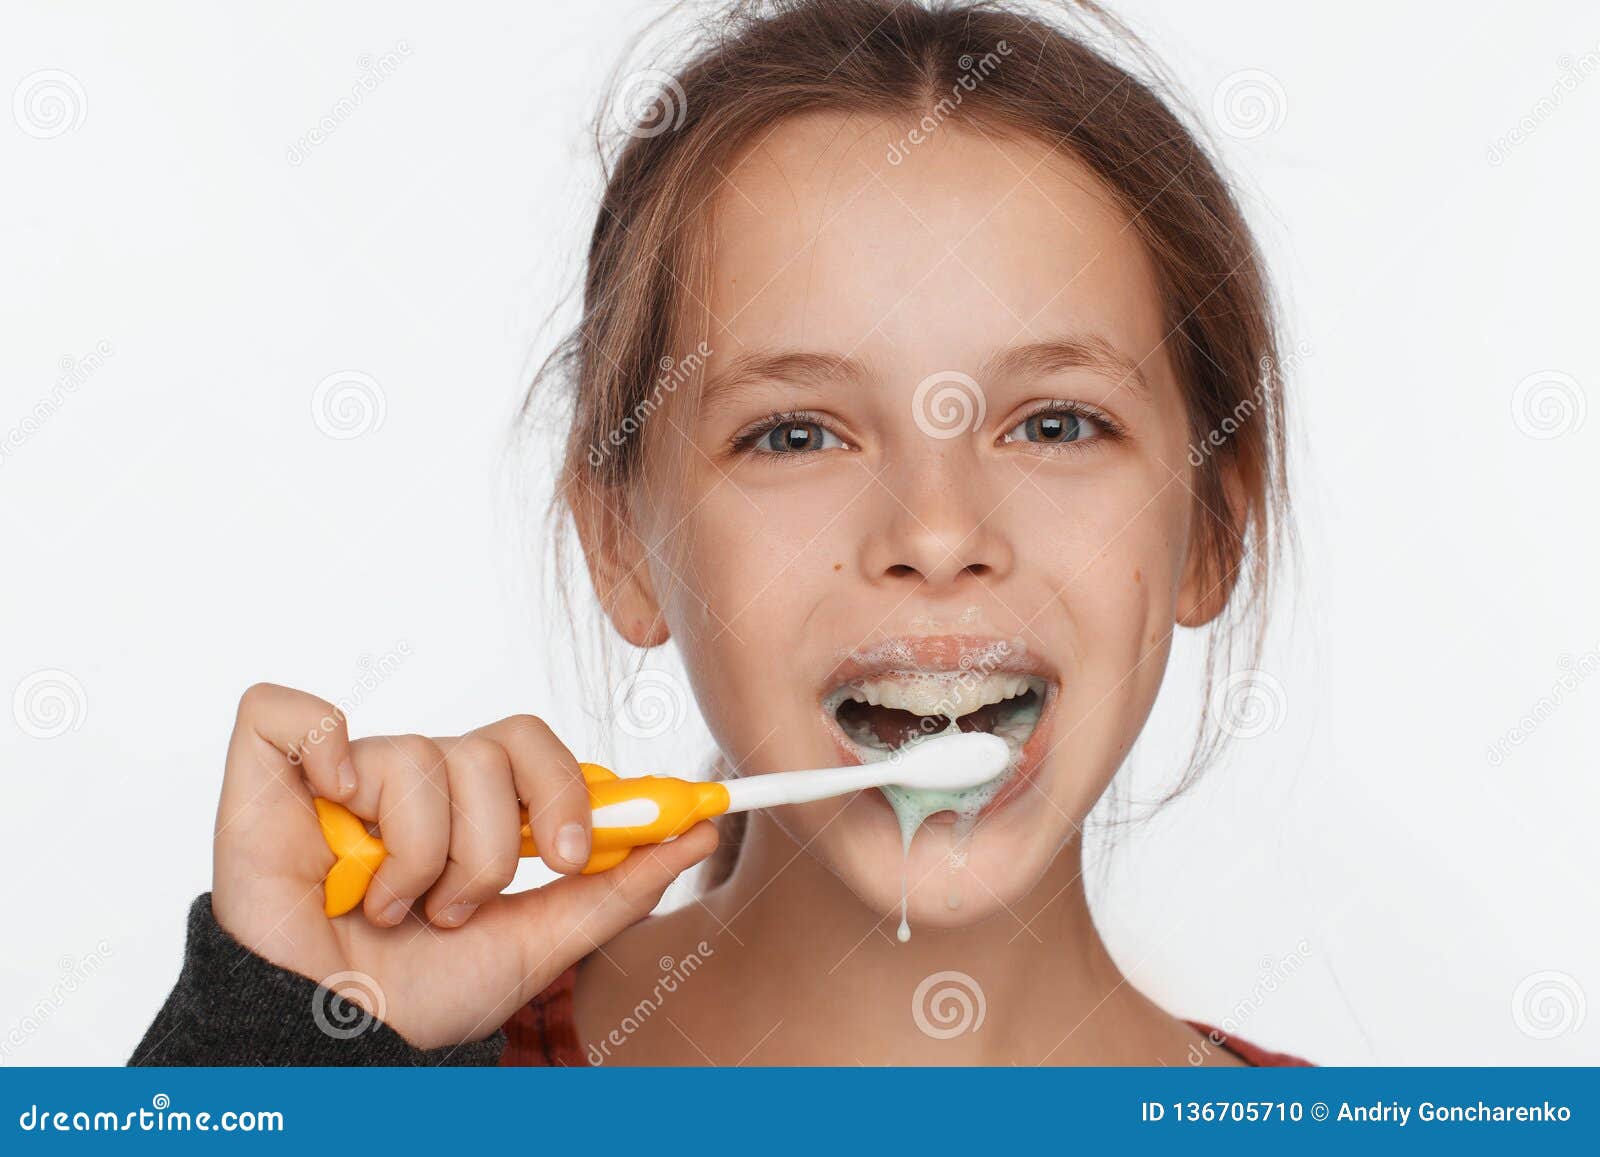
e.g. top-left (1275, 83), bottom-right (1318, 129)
top-left (438, 901), bottom-right (477, 927)
top-left (336, 757), bottom-right (357, 797)
top-left (555, 822), bottom-right (589, 867)
top-left (379, 897), bottom-right (410, 925)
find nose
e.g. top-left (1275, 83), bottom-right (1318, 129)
top-left (858, 449), bottom-right (1014, 590)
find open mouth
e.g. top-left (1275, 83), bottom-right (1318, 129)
top-left (828, 673), bottom-right (1049, 759)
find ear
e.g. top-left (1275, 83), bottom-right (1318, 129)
top-left (1176, 457), bottom-right (1249, 629)
top-left (570, 481), bottom-right (671, 648)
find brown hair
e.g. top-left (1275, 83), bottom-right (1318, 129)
top-left (519, 0), bottom-right (1291, 884)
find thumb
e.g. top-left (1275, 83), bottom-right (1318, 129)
top-left (477, 820), bottom-right (721, 1007)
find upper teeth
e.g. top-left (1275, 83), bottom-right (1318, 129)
top-left (842, 673), bottom-right (1036, 717)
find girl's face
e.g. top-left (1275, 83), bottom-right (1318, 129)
top-left (623, 112), bottom-right (1219, 928)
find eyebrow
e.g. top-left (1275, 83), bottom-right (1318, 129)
top-left (699, 349), bottom-right (874, 410)
top-left (980, 334), bottom-right (1151, 401)
top-left (698, 332), bottom-right (1148, 408)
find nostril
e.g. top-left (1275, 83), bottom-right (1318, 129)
top-left (883, 561), bottom-right (992, 583)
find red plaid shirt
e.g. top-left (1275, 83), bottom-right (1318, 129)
top-left (499, 963), bottom-right (1312, 1067)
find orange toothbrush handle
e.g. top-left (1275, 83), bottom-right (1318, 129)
top-left (316, 763), bottom-right (729, 918)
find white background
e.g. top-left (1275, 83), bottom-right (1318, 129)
top-left (3, 1), bottom-right (1597, 1065)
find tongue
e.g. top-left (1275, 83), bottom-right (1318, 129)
top-left (840, 699), bottom-right (1008, 749)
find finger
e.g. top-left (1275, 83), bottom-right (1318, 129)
top-left (229, 682), bottom-right (357, 803)
top-left (468, 715), bottom-right (590, 874)
top-left (479, 820), bottom-right (720, 1005)
top-left (345, 733), bottom-right (451, 927)
top-left (422, 735), bottom-right (523, 927)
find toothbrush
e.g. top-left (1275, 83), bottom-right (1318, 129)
top-left (314, 730), bottom-right (1010, 918)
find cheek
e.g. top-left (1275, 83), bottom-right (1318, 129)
top-left (660, 467), bottom-right (864, 642)
top-left (648, 469), bottom-right (864, 760)
top-left (1017, 458), bottom-right (1191, 693)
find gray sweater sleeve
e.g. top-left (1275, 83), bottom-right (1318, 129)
top-left (130, 894), bottom-right (505, 1066)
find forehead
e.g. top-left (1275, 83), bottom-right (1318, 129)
top-left (702, 111), bottom-right (1172, 380)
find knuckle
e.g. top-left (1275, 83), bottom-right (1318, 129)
top-left (236, 681), bottom-right (281, 717)
top-left (447, 734), bottom-right (504, 779)
top-left (502, 713), bottom-right (556, 748)
top-left (616, 861), bottom-right (666, 911)
top-left (389, 733), bottom-right (447, 781)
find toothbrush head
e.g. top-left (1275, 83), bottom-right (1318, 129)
top-left (883, 731), bottom-right (1011, 792)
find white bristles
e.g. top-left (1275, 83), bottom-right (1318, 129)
top-left (719, 732), bottom-right (1010, 814)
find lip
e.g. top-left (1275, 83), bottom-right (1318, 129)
top-left (817, 633), bottom-right (1060, 820)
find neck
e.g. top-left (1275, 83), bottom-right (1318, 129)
top-left (696, 810), bottom-right (1180, 1065)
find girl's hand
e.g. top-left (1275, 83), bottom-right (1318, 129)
top-left (209, 683), bottom-right (717, 1051)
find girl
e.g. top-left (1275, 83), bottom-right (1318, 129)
top-left (133, 0), bottom-right (1303, 1066)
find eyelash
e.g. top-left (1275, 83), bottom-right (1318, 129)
top-left (1003, 400), bottom-right (1126, 449)
top-left (729, 409), bottom-right (845, 457)
top-left (728, 400), bottom-right (1126, 458)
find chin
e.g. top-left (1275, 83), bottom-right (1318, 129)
top-left (704, 630), bottom-right (1101, 932)
top-left (783, 758), bottom-right (1077, 936)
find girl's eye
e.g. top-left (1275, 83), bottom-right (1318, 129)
top-left (1001, 408), bottom-right (1106, 447)
top-left (757, 419), bottom-right (844, 454)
